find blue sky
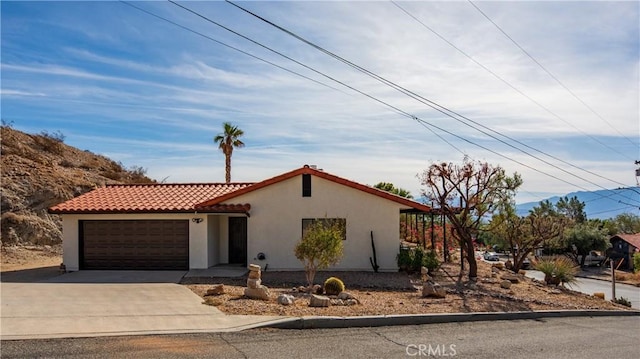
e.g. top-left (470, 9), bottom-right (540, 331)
top-left (2, 1), bottom-right (639, 207)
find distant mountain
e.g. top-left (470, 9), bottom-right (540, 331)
top-left (516, 188), bottom-right (640, 220)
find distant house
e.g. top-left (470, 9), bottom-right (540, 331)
top-left (49, 165), bottom-right (431, 272)
top-left (609, 233), bottom-right (640, 271)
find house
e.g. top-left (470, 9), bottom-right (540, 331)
top-left (609, 233), bottom-right (640, 271)
top-left (49, 165), bottom-right (432, 272)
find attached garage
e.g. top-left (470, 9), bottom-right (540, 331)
top-left (80, 220), bottom-right (189, 270)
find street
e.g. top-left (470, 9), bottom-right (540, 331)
top-left (525, 270), bottom-right (640, 309)
top-left (1, 316), bottom-right (638, 358)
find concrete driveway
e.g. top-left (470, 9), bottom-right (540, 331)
top-left (1, 270), bottom-right (283, 340)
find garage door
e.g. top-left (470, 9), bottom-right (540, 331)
top-left (81, 220), bottom-right (189, 270)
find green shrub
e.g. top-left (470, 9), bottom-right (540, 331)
top-left (323, 277), bottom-right (345, 295)
top-left (613, 297), bottom-right (632, 307)
top-left (634, 253), bottom-right (640, 273)
top-left (294, 219), bottom-right (344, 287)
top-left (412, 246), bottom-right (424, 271)
top-left (534, 257), bottom-right (578, 286)
top-left (423, 250), bottom-right (440, 273)
top-left (397, 246), bottom-right (413, 271)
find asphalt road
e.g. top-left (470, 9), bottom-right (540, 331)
top-left (1, 317), bottom-right (638, 359)
top-left (525, 270), bottom-right (640, 308)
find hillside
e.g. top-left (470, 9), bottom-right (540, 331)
top-left (516, 188), bottom-right (640, 220)
top-left (1, 126), bottom-right (154, 246)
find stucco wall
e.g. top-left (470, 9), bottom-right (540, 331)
top-left (225, 174), bottom-right (406, 271)
top-left (60, 213), bottom-right (211, 271)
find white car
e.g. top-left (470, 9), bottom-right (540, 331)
top-left (483, 252), bottom-right (499, 261)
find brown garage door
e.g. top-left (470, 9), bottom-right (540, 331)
top-left (81, 220), bottom-right (189, 270)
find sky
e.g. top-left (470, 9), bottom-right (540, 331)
top-left (1, 1), bottom-right (639, 208)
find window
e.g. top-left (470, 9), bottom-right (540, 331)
top-left (302, 218), bottom-right (347, 240)
top-left (302, 174), bottom-right (311, 197)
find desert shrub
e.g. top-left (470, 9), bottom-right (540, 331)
top-left (294, 219), bottom-right (344, 287)
top-left (634, 253), bottom-right (640, 273)
top-left (423, 250), bottom-right (440, 273)
top-left (535, 257), bottom-right (578, 286)
top-left (412, 246), bottom-right (424, 271)
top-left (613, 297), bottom-right (632, 307)
top-left (323, 277), bottom-right (345, 295)
top-left (397, 246), bottom-right (413, 271)
top-left (36, 130), bottom-right (65, 154)
top-left (59, 159), bottom-right (75, 168)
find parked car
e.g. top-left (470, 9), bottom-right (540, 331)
top-left (483, 251), bottom-right (499, 261)
top-left (521, 257), bottom-right (531, 269)
top-left (580, 251), bottom-right (606, 266)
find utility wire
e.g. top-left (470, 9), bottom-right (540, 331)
top-left (392, 1), bottom-right (632, 161)
top-left (468, 0), bottom-right (638, 149)
top-left (223, 0), bottom-right (640, 205)
top-left (119, 1), bottom-right (343, 93)
top-left (167, 0), bottom-right (612, 192)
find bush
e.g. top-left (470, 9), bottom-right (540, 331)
top-left (35, 130), bottom-right (65, 154)
top-left (294, 219), bottom-right (344, 287)
top-left (423, 250), bottom-right (440, 273)
top-left (613, 297), bottom-right (632, 307)
top-left (634, 253), bottom-right (640, 273)
top-left (397, 246), bottom-right (413, 271)
top-left (412, 246), bottom-right (424, 271)
top-left (323, 277), bottom-right (345, 295)
top-left (535, 257), bottom-right (578, 286)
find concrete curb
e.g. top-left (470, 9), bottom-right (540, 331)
top-left (264, 310), bottom-right (640, 330)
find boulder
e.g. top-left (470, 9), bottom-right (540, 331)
top-left (205, 284), bottom-right (225, 296)
top-left (422, 282), bottom-right (446, 298)
top-left (247, 278), bottom-right (261, 289)
top-left (501, 273), bottom-right (520, 283)
top-left (312, 284), bottom-right (323, 295)
top-left (244, 286), bottom-right (271, 301)
top-left (309, 294), bottom-right (331, 307)
top-left (277, 294), bottom-right (294, 306)
top-left (593, 292), bottom-right (605, 300)
top-left (248, 270), bottom-right (261, 279)
top-left (500, 280), bottom-right (512, 289)
top-left (492, 262), bottom-right (504, 270)
top-left (248, 264), bottom-right (261, 272)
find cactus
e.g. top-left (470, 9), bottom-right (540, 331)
top-left (369, 231), bottom-right (379, 273)
top-left (323, 276), bottom-right (345, 295)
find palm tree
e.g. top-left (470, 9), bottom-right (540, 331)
top-left (214, 122), bottom-right (245, 183)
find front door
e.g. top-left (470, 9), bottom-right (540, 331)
top-left (228, 217), bottom-right (247, 265)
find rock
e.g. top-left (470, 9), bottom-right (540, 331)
top-left (248, 264), bottom-right (261, 272)
top-left (297, 285), bottom-right (307, 293)
top-left (491, 273), bottom-right (497, 278)
top-left (244, 286), bottom-right (270, 300)
top-left (248, 270), bottom-right (261, 279)
top-left (309, 294), bottom-right (331, 307)
top-left (501, 273), bottom-right (520, 283)
top-left (593, 292), bottom-right (605, 300)
top-left (550, 289), bottom-right (562, 294)
top-left (330, 299), bottom-right (345, 306)
top-left (422, 282), bottom-right (446, 298)
top-left (500, 280), bottom-right (512, 289)
top-left (312, 284), bottom-right (323, 295)
top-left (346, 299), bottom-right (358, 306)
top-left (205, 284), bottom-right (225, 296)
top-left (277, 294), bottom-right (294, 305)
top-left (247, 278), bottom-right (261, 289)
top-left (518, 270), bottom-right (526, 275)
top-left (505, 260), bottom-right (513, 270)
top-left (421, 266), bottom-right (428, 275)
top-left (492, 262), bottom-right (504, 270)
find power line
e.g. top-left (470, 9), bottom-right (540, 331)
top-left (166, 0), bottom-right (618, 193)
top-left (119, 1), bottom-right (343, 94)
top-left (223, 0), bottom-right (640, 205)
top-left (467, 0), bottom-right (637, 149)
top-left (392, 1), bottom-right (633, 161)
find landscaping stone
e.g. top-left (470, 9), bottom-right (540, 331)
top-left (500, 280), bottom-right (512, 289)
top-left (277, 294), bottom-right (294, 306)
top-left (309, 294), bottom-right (331, 307)
top-left (244, 286), bottom-right (271, 301)
top-left (205, 284), bottom-right (225, 296)
top-left (505, 260), bottom-right (513, 270)
top-left (247, 278), bottom-right (261, 289)
top-left (593, 292), bottom-right (605, 300)
top-left (501, 273), bottom-right (520, 283)
top-left (312, 284), bottom-right (323, 295)
top-left (422, 282), bottom-right (446, 298)
top-left (248, 264), bottom-right (261, 272)
top-left (492, 262), bottom-right (504, 270)
top-left (248, 270), bottom-right (261, 280)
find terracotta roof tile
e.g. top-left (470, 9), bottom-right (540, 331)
top-left (611, 233), bottom-right (640, 249)
top-left (49, 183), bottom-right (253, 214)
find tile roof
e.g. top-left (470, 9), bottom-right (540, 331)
top-left (49, 166), bottom-right (433, 215)
top-left (197, 165), bottom-right (432, 213)
top-left (49, 183), bottom-right (253, 214)
top-left (611, 233), bottom-right (640, 250)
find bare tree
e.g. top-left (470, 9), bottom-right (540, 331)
top-left (420, 158), bottom-right (522, 280)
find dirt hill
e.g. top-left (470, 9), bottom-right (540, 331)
top-left (1, 125), bottom-right (154, 246)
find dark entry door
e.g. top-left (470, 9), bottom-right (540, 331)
top-left (228, 217), bottom-right (247, 265)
